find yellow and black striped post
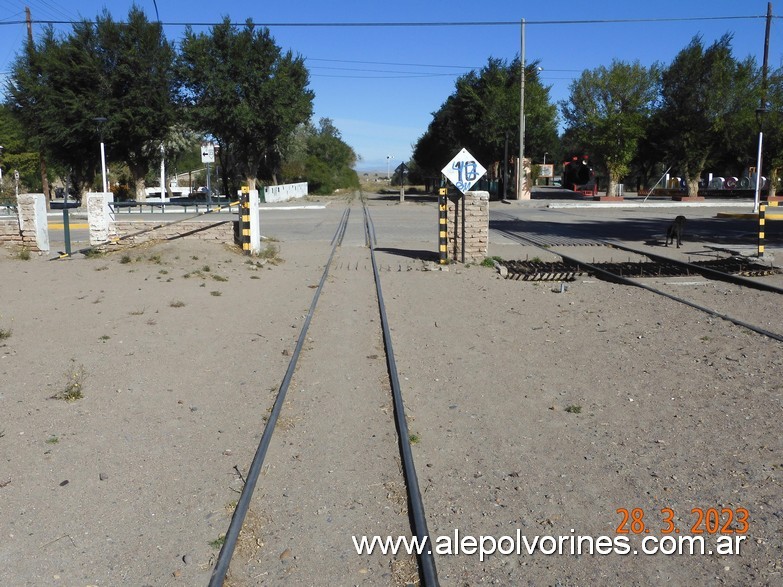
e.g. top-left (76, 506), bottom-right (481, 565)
top-left (438, 187), bottom-right (448, 264)
top-left (240, 185), bottom-right (251, 254)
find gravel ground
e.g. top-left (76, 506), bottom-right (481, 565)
top-left (0, 198), bottom-right (781, 586)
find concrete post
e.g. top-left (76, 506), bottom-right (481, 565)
top-left (16, 193), bottom-right (49, 252)
top-left (517, 157), bottom-right (532, 200)
top-left (248, 189), bottom-right (261, 254)
top-left (87, 192), bottom-right (116, 245)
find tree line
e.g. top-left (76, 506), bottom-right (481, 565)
top-left (1, 7), bottom-right (359, 201)
top-left (413, 33), bottom-right (782, 198)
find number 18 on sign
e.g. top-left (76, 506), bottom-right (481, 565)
top-left (442, 148), bottom-right (486, 194)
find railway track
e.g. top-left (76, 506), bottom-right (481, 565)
top-left (492, 223), bottom-right (783, 343)
top-left (209, 195), bottom-right (438, 586)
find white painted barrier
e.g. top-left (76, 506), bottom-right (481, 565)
top-left (262, 182), bottom-right (308, 203)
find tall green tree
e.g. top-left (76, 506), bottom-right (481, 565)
top-left (281, 118), bottom-right (359, 194)
top-left (657, 34), bottom-right (751, 196)
top-left (5, 7), bottom-right (176, 199)
top-left (306, 118), bottom-right (359, 194)
top-left (177, 18), bottom-right (313, 193)
top-left (0, 104), bottom-right (40, 198)
top-left (763, 65), bottom-right (783, 192)
top-left (413, 57), bottom-right (558, 186)
top-left (95, 7), bottom-right (176, 200)
top-left (6, 25), bottom-right (102, 196)
top-left (561, 60), bottom-right (660, 196)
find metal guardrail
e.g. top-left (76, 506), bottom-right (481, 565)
top-left (109, 200), bottom-right (239, 214)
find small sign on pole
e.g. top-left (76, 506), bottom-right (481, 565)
top-left (201, 142), bottom-right (215, 207)
top-left (201, 142), bottom-right (215, 164)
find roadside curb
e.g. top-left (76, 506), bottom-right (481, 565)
top-left (548, 200), bottom-right (756, 209)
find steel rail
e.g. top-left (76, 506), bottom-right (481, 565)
top-left (208, 207), bottom-right (351, 586)
top-left (362, 196), bottom-right (440, 586)
top-left (495, 228), bottom-right (783, 343)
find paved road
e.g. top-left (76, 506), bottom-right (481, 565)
top-left (32, 191), bottom-right (783, 258)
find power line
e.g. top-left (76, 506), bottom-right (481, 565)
top-left (311, 72), bottom-right (460, 79)
top-left (0, 14), bottom-right (772, 27)
top-left (307, 57), bottom-right (480, 69)
top-left (0, 8), bottom-right (24, 23)
top-left (310, 65), bottom-right (467, 75)
top-left (33, 0), bottom-right (78, 21)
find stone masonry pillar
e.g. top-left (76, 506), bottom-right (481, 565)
top-left (446, 190), bottom-right (489, 263)
top-left (16, 193), bottom-right (49, 252)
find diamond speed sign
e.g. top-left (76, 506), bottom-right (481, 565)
top-left (442, 148), bottom-right (486, 194)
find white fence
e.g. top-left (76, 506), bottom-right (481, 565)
top-left (263, 182), bottom-right (308, 203)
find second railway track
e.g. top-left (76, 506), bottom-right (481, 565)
top-left (491, 216), bottom-right (783, 343)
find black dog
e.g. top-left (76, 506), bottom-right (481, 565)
top-left (665, 215), bottom-right (686, 248)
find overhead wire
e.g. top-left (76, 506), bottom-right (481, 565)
top-left (0, 12), bottom-right (768, 83)
top-left (32, 0), bottom-right (78, 21)
top-left (0, 14), bottom-right (773, 27)
top-left (307, 57), bottom-right (481, 69)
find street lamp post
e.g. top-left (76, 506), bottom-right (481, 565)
top-left (503, 131), bottom-right (509, 200)
top-left (386, 155), bottom-right (394, 181)
top-left (754, 108), bottom-right (766, 214)
top-left (93, 117), bottom-right (108, 193)
top-left (519, 18), bottom-right (526, 199)
top-left (160, 143), bottom-right (166, 200)
top-left (754, 3), bottom-right (773, 214)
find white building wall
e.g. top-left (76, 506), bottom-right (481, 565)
top-left (263, 182), bottom-right (308, 203)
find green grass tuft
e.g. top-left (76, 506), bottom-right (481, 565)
top-left (209, 535), bottom-right (226, 549)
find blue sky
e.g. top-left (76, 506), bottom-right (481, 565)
top-left (0, 1), bottom-right (778, 170)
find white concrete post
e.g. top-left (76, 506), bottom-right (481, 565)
top-left (249, 189), bottom-right (261, 254)
top-left (87, 192), bottom-right (116, 245)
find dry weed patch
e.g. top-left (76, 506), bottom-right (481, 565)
top-left (51, 363), bottom-right (86, 402)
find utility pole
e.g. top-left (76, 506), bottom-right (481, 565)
top-left (26, 6), bottom-right (51, 208)
top-left (753, 2), bottom-right (773, 213)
